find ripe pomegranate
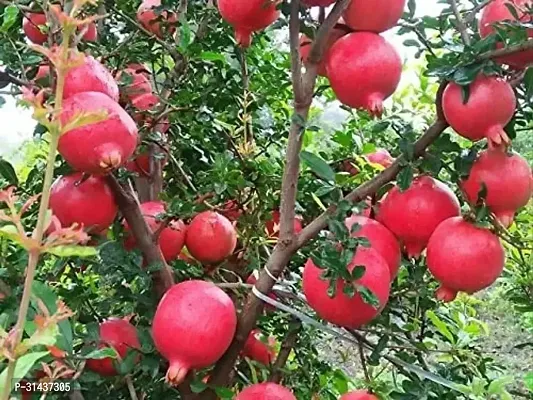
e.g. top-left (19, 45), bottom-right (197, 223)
top-left (461, 147), bottom-right (532, 227)
top-left (137, 0), bottom-right (177, 38)
top-left (126, 153), bottom-right (168, 177)
top-left (123, 201), bottom-right (186, 262)
top-left (427, 217), bottom-right (505, 302)
top-left (242, 329), bottom-right (277, 366)
top-left (86, 318), bottom-right (141, 376)
top-left (218, 0), bottom-right (280, 48)
top-left (23, 13), bottom-right (48, 44)
top-left (49, 172), bottom-right (117, 233)
top-left (300, 25), bottom-right (349, 77)
top-left (266, 210), bottom-right (303, 238)
top-left (326, 32), bottom-right (402, 117)
top-left (341, 390), bottom-right (379, 400)
top-left (221, 200), bottom-right (243, 221)
top-left (63, 56), bottom-right (119, 102)
top-left (81, 22), bottom-right (98, 41)
top-left (377, 176), bottom-right (461, 258)
top-left (152, 280), bottom-right (237, 385)
top-left (236, 383), bottom-right (296, 400)
top-left (345, 215), bottom-right (401, 279)
top-left (442, 75), bottom-right (516, 146)
top-left (117, 67), bottom-right (153, 102)
top-left (303, 247), bottom-right (390, 328)
top-left (58, 91), bottom-right (138, 174)
top-left (131, 92), bottom-right (160, 111)
top-left (366, 148), bottom-right (395, 168)
top-left (185, 211), bottom-right (237, 264)
top-left (344, 0), bottom-right (406, 33)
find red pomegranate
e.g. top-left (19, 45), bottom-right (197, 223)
top-left (326, 32), bottom-right (402, 117)
top-left (302, 0), bottom-right (336, 6)
top-left (152, 280), bottom-right (237, 385)
top-left (117, 67), bottom-right (153, 102)
top-left (266, 210), bottom-right (303, 238)
top-left (185, 211), bottom-right (237, 264)
top-left (34, 64), bottom-right (50, 84)
top-left (442, 75), bottom-right (516, 146)
top-left (300, 25), bottom-right (349, 77)
top-left (81, 22), bottom-right (98, 41)
top-left (242, 329), bottom-right (277, 366)
top-left (137, 0), bottom-right (177, 38)
top-left (86, 318), bottom-right (141, 376)
top-left (131, 92), bottom-right (160, 111)
top-left (58, 91), bottom-right (138, 174)
top-left (123, 201), bottom-right (186, 262)
top-left (221, 200), bottom-right (243, 221)
top-left (341, 158), bottom-right (359, 176)
top-left (344, 0), bottom-right (406, 33)
top-left (23, 13), bottom-right (48, 44)
top-left (236, 383), bottom-right (296, 400)
top-left (49, 173), bottom-right (117, 233)
top-left (366, 148), bottom-right (395, 168)
top-left (377, 176), bottom-right (461, 258)
top-left (303, 247), bottom-right (390, 328)
top-left (125, 153), bottom-right (168, 176)
top-left (218, 0), bottom-right (280, 47)
top-left (427, 217), bottom-right (505, 302)
top-left (63, 56), bottom-right (119, 102)
top-left (341, 390), bottom-right (379, 400)
top-left (345, 215), bottom-right (401, 279)
top-left (461, 147), bottom-right (532, 227)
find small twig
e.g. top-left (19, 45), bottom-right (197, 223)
top-left (125, 376), bottom-right (139, 400)
top-left (449, 0), bottom-right (471, 46)
top-left (269, 320), bottom-right (302, 383)
top-left (464, 0), bottom-right (494, 24)
top-left (357, 337), bottom-right (371, 385)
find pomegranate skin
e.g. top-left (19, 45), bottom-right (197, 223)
top-left (377, 176), bottom-right (461, 259)
top-left (303, 247), bottom-right (391, 329)
top-left (427, 217), bottom-right (505, 301)
top-left (366, 148), bottom-right (395, 168)
top-left (266, 210), bottom-right (303, 238)
top-left (461, 147), bottom-right (532, 227)
top-left (49, 173), bottom-right (117, 233)
top-left (63, 56), bottom-right (119, 102)
top-left (23, 13), bottom-right (48, 44)
top-left (442, 75), bottom-right (516, 146)
top-left (242, 329), bottom-right (277, 366)
top-left (58, 92), bottom-right (138, 174)
top-left (86, 318), bottom-right (141, 377)
top-left (236, 383), bottom-right (296, 400)
top-left (302, 0), bottom-right (336, 6)
top-left (345, 215), bottom-right (401, 279)
top-left (81, 22), bottom-right (98, 41)
top-left (344, 0), bottom-right (406, 33)
top-left (137, 0), bottom-right (177, 38)
top-left (341, 390), bottom-right (379, 400)
top-left (326, 32), bottom-right (402, 117)
top-left (152, 280), bottom-right (237, 385)
top-left (185, 211), bottom-right (237, 264)
top-left (117, 67), bottom-right (153, 102)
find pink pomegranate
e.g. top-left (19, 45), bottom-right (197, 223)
top-left (344, 0), bottom-right (406, 33)
top-left (117, 67), bottom-right (153, 102)
top-left (366, 148), bottom-right (395, 168)
top-left (302, 0), bottom-right (336, 6)
top-left (152, 280), bottom-right (237, 385)
top-left (137, 0), bottom-right (178, 38)
top-left (218, 0), bottom-right (280, 48)
top-left (303, 247), bottom-right (390, 328)
top-left (34, 64), bottom-right (50, 84)
top-left (63, 56), bottom-right (119, 102)
top-left (81, 22), bottom-right (98, 41)
top-left (341, 390), bottom-right (379, 400)
top-left (326, 32), bottom-right (402, 117)
top-left (427, 217), bottom-right (505, 302)
top-left (300, 24), bottom-right (349, 77)
top-left (442, 75), bottom-right (516, 146)
top-left (58, 91), bottom-right (138, 174)
top-left (461, 147), bottom-right (532, 227)
top-left (266, 210), bottom-right (303, 238)
top-left (236, 383), bottom-right (296, 400)
top-left (242, 329), bottom-right (277, 366)
top-left (377, 176), bottom-right (461, 258)
top-left (23, 13), bottom-right (48, 44)
top-left (131, 92), bottom-right (160, 111)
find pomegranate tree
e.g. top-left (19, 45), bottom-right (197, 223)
top-left (23, 12), bottom-right (47, 44)
top-left (236, 383), bottom-right (296, 400)
top-left (344, 0), bottom-right (406, 33)
top-left (341, 390), bottom-right (379, 400)
top-left (242, 329), bottom-right (277, 366)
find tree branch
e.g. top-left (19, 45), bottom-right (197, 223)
top-left (449, 0), bottom-right (471, 46)
top-left (479, 38), bottom-right (533, 59)
top-left (268, 320), bottom-right (302, 384)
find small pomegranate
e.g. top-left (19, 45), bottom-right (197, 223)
top-left (242, 329), bottom-right (277, 366)
top-left (326, 32), bottom-right (402, 117)
top-left (344, 0), bottom-right (406, 33)
top-left (442, 75), bottom-right (516, 146)
top-left (266, 210), bottom-right (303, 238)
top-left (303, 247), bottom-right (390, 329)
top-left (302, 0), bottom-right (336, 6)
top-left (185, 211), bottom-right (237, 264)
top-left (49, 173), bottom-right (117, 233)
top-left (341, 390), bottom-right (379, 400)
top-left (125, 153), bottom-right (168, 177)
top-left (221, 200), bottom-right (243, 221)
top-left (23, 13), bottom-right (48, 44)
top-left (34, 64), bottom-right (51, 85)
top-left (63, 56), bottom-right (119, 102)
top-left (377, 176), bottom-right (461, 258)
top-left (300, 24), bottom-right (349, 77)
top-left (236, 383), bottom-right (296, 400)
top-left (137, 0), bottom-right (178, 38)
top-left (86, 318), bottom-right (141, 376)
top-left (341, 158), bottom-right (359, 176)
top-left (58, 91), bottom-right (138, 174)
top-left (461, 147), bottom-right (532, 227)
top-left (366, 148), bottom-right (395, 168)
top-left (152, 280), bottom-right (237, 385)
top-left (117, 67), bottom-right (153, 102)
top-left (427, 217), bottom-right (505, 302)
top-left (218, 0), bottom-right (280, 48)
top-left (81, 22), bottom-right (98, 41)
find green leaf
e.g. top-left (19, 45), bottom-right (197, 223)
top-left (1, 5), bottom-right (19, 32)
top-left (350, 265), bottom-right (366, 280)
top-left (426, 310), bottom-right (455, 343)
top-left (369, 335), bottom-right (389, 365)
top-left (357, 286), bottom-right (379, 308)
top-left (0, 351), bottom-right (49, 393)
top-left (45, 245), bottom-right (98, 258)
top-left (524, 372), bottom-right (533, 391)
top-left (178, 14), bottom-right (192, 51)
top-left (199, 51), bottom-right (226, 63)
top-left (487, 376), bottom-right (514, 395)
top-left (0, 225), bottom-right (23, 246)
top-left (301, 151), bottom-right (335, 182)
top-left (0, 96), bottom-right (5, 107)
top-left (0, 158), bottom-right (18, 186)
top-left (84, 347), bottom-right (117, 360)
top-left (403, 39), bottom-right (419, 47)
top-left (190, 380), bottom-right (208, 393)
top-left (397, 165), bottom-right (414, 191)
top-left (214, 387), bottom-right (234, 399)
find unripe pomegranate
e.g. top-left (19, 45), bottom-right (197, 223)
top-left (300, 24), bottom-right (349, 77)
top-left (442, 75), bottom-right (516, 146)
top-left (81, 22), bottom-right (98, 41)
top-left (377, 176), bottom-right (461, 258)
top-left (461, 147), bottom-right (532, 227)
top-left (218, 0), bottom-right (280, 48)
top-left (266, 210), bottom-right (303, 238)
top-left (125, 153), bottom-right (168, 177)
top-left (345, 215), bottom-right (401, 279)
top-left (58, 92), bottom-right (138, 174)
top-left (326, 32), bottom-right (402, 117)
top-left (63, 56), bottom-right (119, 102)
top-left (49, 173), bottom-right (117, 233)
top-left (86, 318), bottom-right (141, 376)
top-left (344, 0), bottom-right (406, 33)
top-left (152, 280), bottom-right (237, 385)
top-left (303, 247), bottom-right (390, 328)
top-left (341, 390), bottom-right (379, 400)
top-left (242, 329), bottom-right (277, 366)
top-left (366, 148), bottom-right (395, 168)
top-left (23, 13), bottom-right (48, 44)
top-left (427, 217), bottom-right (505, 302)
top-left (302, 0), bottom-right (336, 6)
top-left (117, 67), bottom-right (153, 102)
top-left (137, 0), bottom-right (177, 38)
top-left (236, 383), bottom-right (296, 400)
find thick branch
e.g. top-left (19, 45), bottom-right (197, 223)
top-left (268, 320), bottom-right (302, 384)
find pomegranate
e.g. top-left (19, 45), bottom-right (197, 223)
top-left (221, 199), bottom-right (243, 221)
top-left (63, 56), bottom-right (119, 102)
top-left (366, 148), bottom-right (395, 168)
top-left (303, 247), bottom-right (390, 328)
top-left (341, 158), bottom-right (359, 176)
top-left (344, 0), bottom-right (406, 33)
top-left (81, 22), bottom-right (98, 41)
top-left (218, 0), bottom-right (280, 48)
top-left (427, 217), bottom-right (505, 302)
top-left (152, 280), bottom-right (237, 385)
top-left (137, 0), bottom-right (177, 38)
top-left (461, 146), bottom-right (532, 227)
top-left (442, 75), bottom-right (516, 146)
top-left (117, 67), bottom-right (153, 102)
top-left (86, 318), bottom-right (141, 376)
top-left (34, 64), bottom-right (50, 85)
top-left (131, 92), bottom-right (160, 111)
top-left (23, 13), bottom-right (48, 44)
top-left (49, 172), bottom-right (117, 233)
top-left (236, 383), bottom-right (296, 400)
top-left (377, 176), bottom-right (461, 258)
top-left (345, 215), bottom-right (401, 279)
top-left (326, 32), bottom-right (402, 117)
top-left (123, 201), bottom-right (186, 262)
top-left (58, 91), bottom-right (138, 174)
top-left (126, 153), bottom-right (168, 177)
top-left (185, 211), bottom-right (237, 264)
top-left (302, 0), bottom-right (336, 6)
top-left (300, 24), bottom-right (349, 77)
top-left (341, 390), bottom-right (379, 400)
top-left (242, 329), bottom-right (277, 366)
top-left (266, 210), bottom-right (303, 238)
